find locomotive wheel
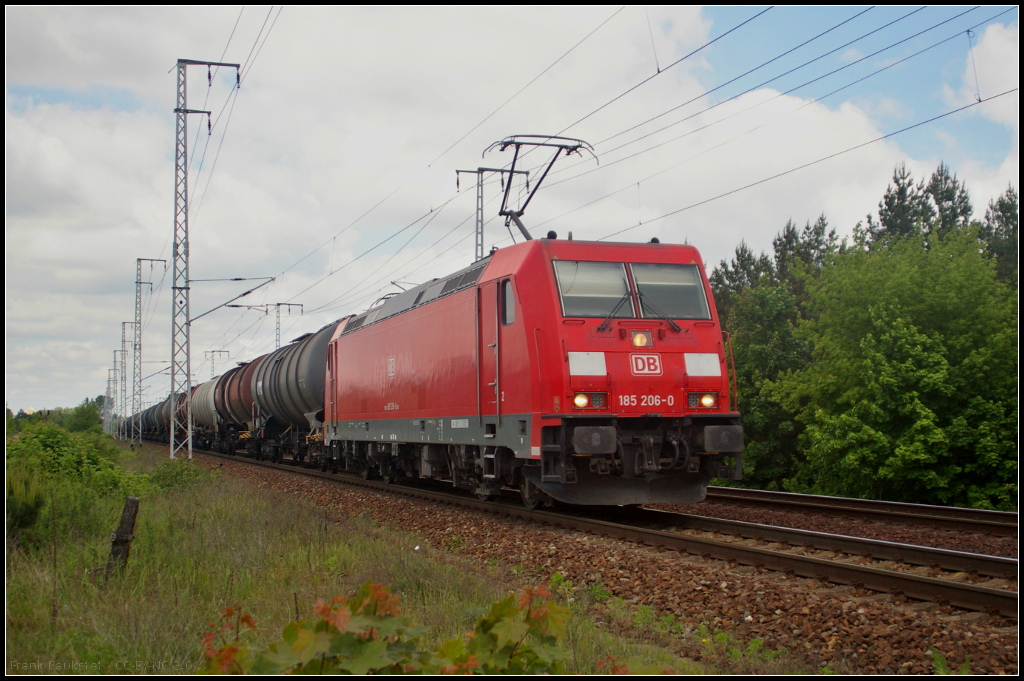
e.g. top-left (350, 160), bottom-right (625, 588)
top-left (380, 465), bottom-right (395, 485)
top-left (475, 490), bottom-right (494, 502)
top-left (360, 467), bottom-right (373, 480)
top-left (520, 478), bottom-right (543, 510)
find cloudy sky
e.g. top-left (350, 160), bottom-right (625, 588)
top-left (5, 6), bottom-right (1018, 414)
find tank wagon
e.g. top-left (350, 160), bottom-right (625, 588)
top-left (134, 236), bottom-right (743, 507)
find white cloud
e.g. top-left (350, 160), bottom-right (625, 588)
top-left (939, 21), bottom-right (1019, 216)
top-left (4, 7), bottom-right (1019, 411)
top-left (944, 22), bottom-right (1019, 128)
top-left (841, 48), bottom-right (864, 62)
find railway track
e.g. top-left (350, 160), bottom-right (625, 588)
top-left (198, 451), bottom-right (1018, 618)
top-left (705, 486), bottom-right (1018, 536)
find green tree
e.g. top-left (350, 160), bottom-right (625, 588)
top-left (711, 219), bottom-right (842, 488)
top-left (729, 285), bottom-right (808, 488)
top-left (778, 230), bottom-right (1017, 508)
top-left (926, 162), bottom-right (973, 239)
top-left (65, 399), bottom-right (102, 433)
top-left (866, 163), bottom-right (934, 244)
top-left (709, 241), bottom-right (774, 330)
top-left (981, 184), bottom-right (1018, 287)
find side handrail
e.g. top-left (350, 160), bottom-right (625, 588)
top-left (722, 331), bottom-right (739, 411)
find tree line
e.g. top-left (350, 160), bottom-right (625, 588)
top-left (6, 396), bottom-right (105, 435)
top-left (712, 162), bottom-right (1017, 510)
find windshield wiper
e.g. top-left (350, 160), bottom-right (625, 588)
top-left (597, 292), bottom-right (632, 332)
top-left (638, 292), bottom-right (681, 332)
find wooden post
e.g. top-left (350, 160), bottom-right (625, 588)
top-left (106, 496), bottom-right (140, 579)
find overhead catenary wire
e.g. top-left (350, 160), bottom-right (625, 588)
top-left (252, 7), bottom-right (882, 326)
top-left (241, 6), bottom-right (284, 83)
top-left (192, 8), bottom-right (285, 229)
top-left (598, 88), bottom-right (1019, 241)
top-left (310, 212), bottom-right (480, 315)
top-left (595, 5), bottom-right (920, 148)
top-left (499, 6), bottom-right (777, 176)
top-left (271, 6), bottom-right (629, 285)
top-left (240, 6), bottom-right (274, 74)
top-left (427, 6), bottom-right (627, 167)
top-left (299, 192), bottom-right (467, 314)
top-left (532, 6), bottom-right (1019, 231)
top-left (544, 5), bottom-right (962, 187)
top-left (187, 7), bottom-right (245, 177)
top-left (553, 6), bottom-right (774, 135)
top-left (534, 5), bottom-right (992, 198)
top-left (306, 181), bottom-right (516, 317)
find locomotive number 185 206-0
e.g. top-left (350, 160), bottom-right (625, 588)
top-left (618, 394), bottom-right (675, 407)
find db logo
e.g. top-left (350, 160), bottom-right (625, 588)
top-left (630, 354), bottom-right (662, 375)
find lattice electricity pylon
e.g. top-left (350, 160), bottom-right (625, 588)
top-left (120, 322), bottom-right (134, 440)
top-left (103, 368), bottom-right (115, 432)
top-left (112, 350), bottom-right (121, 434)
top-left (169, 58), bottom-right (239, 460)
top-left (482, 135), bottom-right (596, 239)
top-left (205, 350), bottom-right (230, 379)
top-left (455, 168), bottom-right (529, 261)
top-left (225, 303), bottom-right (302, 349)
top-left (134, 258), bottom-right (165, 447)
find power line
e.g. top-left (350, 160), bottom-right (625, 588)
top-left (190, 86), bottom-right (240, 226)
top-left (598, 88), bottom-right (1019, 241)
top-left (498, 6), bottom-right (777, 178)
top-left (305, 181), bottom-right (518, 317)
top-left (191, 6), bottom-right (284, 228)
top-left (533, 8), bottom-right (1018, 231)
top-left (537, 5), bottom-right (987, 195)
top-left (241, 6), bottom-right (274, 74)
top-left (555, 6), bottom-right (774, 135)
top-left (300, 193), bottom-right (465, 313)
top-left (241, 6), bottom-right (284, 83)
top-left (428, 6), bottom-right (627, 166)
top-left (271, 7), bottom-right (629, 285)
top-left (187, 7), bottom-right (245, 178)
top-left (596, 6), bottom-right (920, 149)
top-left (311, 212), bottom-right (478, 315)
top-left (546, 5), bottom-right (944, 186)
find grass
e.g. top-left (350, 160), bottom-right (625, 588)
top-left (6, 442), bottom-right (704, 674)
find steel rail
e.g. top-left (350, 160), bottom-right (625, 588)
top-left (609, 507), bottom-right (1018, 578)
top-left (705, 486), bottom-right (1017, 536)
top-left (197, 451), bottom-right (1017, 617)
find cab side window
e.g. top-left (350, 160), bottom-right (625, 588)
top-left (501, 279), bottom-right (515, 326)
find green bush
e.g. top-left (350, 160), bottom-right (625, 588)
top-left (148, 458), bottom-right (212, 490)
top-left (6, 465), bottom-right (45, 536)
top-left (200, 583), bottom-right (573, 675)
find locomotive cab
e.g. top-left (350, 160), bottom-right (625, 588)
top-left (521, 239), bottom-right (744, 505)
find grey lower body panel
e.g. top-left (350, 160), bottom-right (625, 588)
top-left (325, 413), bottom-right (533, 458)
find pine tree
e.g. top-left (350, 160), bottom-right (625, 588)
top-left (868, 163), bottom-right (934, 244)
top-left (925, 162), bottom-right (973, 239)
top-left (981, 185), bottom-right (1018, 287)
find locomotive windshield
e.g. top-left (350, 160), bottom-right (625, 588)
top-left (553, 261), bottom-right (635, 318)
top-left (631, 263), bottom-right (711, 320)
top-left (553, 260), bottom-right (711, 320)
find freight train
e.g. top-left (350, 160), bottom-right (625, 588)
top-left (135, 235), bottom-right (743, 507)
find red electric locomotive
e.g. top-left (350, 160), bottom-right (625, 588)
top-left (321, 236), bottom-right (743, 507)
